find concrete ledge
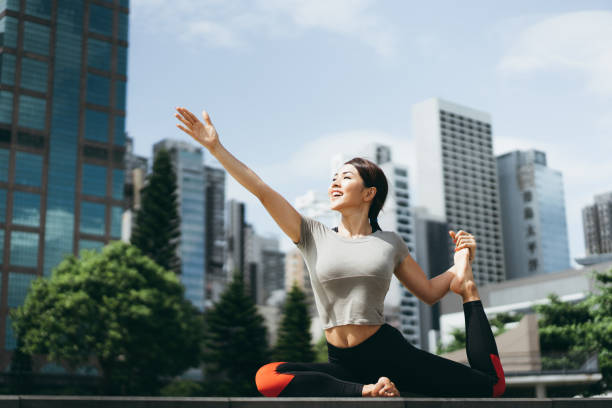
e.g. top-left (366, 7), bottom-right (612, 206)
top-left (0, 396), bottom-right (606, 408)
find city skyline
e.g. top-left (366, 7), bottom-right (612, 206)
top-left (126, 1), bottom-right (612, 267)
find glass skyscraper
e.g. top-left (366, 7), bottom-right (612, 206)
top-left (153, 139), bottom-right (206, 311)
top-left (0, 0), bottom-right (128, 353)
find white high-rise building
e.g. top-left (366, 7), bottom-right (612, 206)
top-left (412, 97), bottom-right (506, 285)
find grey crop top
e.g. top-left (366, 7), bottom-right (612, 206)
top-left (293, 213), bottom-right (411, 329)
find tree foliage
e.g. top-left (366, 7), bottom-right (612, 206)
top-left (130, 148), bottom-right (181, 274)
top-left (11, 241), bottom-right (203, 395)
top-left (273, 282), bottom-right (315, 362)
top-left (314, 334), bottom-right (329, 363)
top-left (535, 268), bottom-right (612, 396)
top-left (201, 269), bottom-right (269, 396)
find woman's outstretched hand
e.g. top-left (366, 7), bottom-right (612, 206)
top-left (175, 107), bottom-right (220, 151)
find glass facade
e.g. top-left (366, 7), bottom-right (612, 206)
top-left (1, 0), bottom-right (129, 356)
top-left (12, 191), bottom-right (40, 227)
top-left (20, 57), bottom-right (48, 92)
top-left (81, 163), bottom-right (107, 197)
top-left (84, 109), bottom-right (108, 142)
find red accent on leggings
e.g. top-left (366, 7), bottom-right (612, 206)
top-left (490, 354), bottom-right (506, 397)
top-left (255, 362), bottom-right (295, 397)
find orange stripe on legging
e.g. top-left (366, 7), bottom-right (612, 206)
top-left (490, 354), bottom-right (506, 397)
top-left (255, 362), bottom-right (296, 397)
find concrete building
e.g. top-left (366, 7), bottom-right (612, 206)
top-left (497, 149), bottom-right (571, 279)
top-left (0, 0), bottom-right (128, 358)
top-left (577, 191), bottom-right (612, 266)
top-left (121, 135), bottom-right (147, 242)
top-left (412, 97), bottom-right (506, 285)
top-left (153, 139), bottom-right (206, 311)
top-left (204, 165), bottom-right (226, 308)
top-left (226, 199), bottom-right (246, 280)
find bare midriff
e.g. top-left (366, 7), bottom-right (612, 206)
top-left (325, 323), bottom-right (383, 348)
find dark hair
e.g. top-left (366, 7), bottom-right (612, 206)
top-left (343, 157), bottom-right (388, 232)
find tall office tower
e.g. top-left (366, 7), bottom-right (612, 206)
top-left (497, 149), bottom-right (571, 279)
top-left (226, 198), bottom-right (246, 278)
top-left (153, 139), bottom-right (206, 311)
top-left (577, 191), bottom-right (612, 266)
top-left (413, 206), bottom-right (450, 352)
top-left (0, 0), bottom-right (129, 353)
top-left (121, 135), bottom-right (147, 241)
top-left (412, 97), bottom-right (506, 286)
top-left (331, 144), bottom-right (420, 345)
top-left (203, 165), bottom-right (226, 308)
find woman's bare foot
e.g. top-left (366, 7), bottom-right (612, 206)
top-left (362, 376), bottom-right (400, 397)
top-left (449, 248), bottom-right (480, 303)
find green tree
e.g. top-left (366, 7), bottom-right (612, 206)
top-left (314, 334), bottom-right (329, 363)
top-left (273, 282), bottom-right (315, 362)
top-left (11, 241), bottom-right (203, 395)
top-left (437, 312), bottom-right (523, 354)
top-left (201, 268), bottom-right (270, 396)
top-left (130, 148), bottom-right (181, 274)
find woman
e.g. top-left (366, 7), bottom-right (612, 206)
top-left (174, 107), bottom-right (506, 398)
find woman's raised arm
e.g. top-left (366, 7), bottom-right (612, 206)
top-left (174, 107), bottom-right (302, 244)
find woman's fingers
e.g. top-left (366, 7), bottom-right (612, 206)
top-left (175, 113), bottom-right (192, 128)
top-left (176, 124), bottom-right (194, 137)
top-left (175, 107), bottom-right (194, 124)
top-left (202, 109), bottom-right (213, 126)
top-left (181, 107), bottom-right (200, 124)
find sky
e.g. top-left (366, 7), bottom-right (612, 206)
top-left (126, 0), bottom-right (612, 267)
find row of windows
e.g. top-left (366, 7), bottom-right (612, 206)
top-left (1, 0), bottom-right (52, 19)
top-left (440, 109), bottom-right (491, 129)
top-left (0, 90), bottom-right (46, 130)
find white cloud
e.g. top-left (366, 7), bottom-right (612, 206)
top-left (132, 0), bottom-right (397, 56)
top-left (498, 10), bottom-right (612, 95)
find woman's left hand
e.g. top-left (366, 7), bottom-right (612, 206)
top-left (449, 230), bottom-right (476, 264)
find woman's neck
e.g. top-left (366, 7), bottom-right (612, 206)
top-left (337, 210), bottom-right (372, 238)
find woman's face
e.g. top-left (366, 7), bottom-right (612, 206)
top-left (328, 164), bottom-right (374, 211)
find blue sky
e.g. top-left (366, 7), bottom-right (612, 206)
top-left (127, 0), bottom-right (612, 267)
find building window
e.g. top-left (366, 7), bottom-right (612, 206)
top-left (112, 169), bottom-right (124, 199)
top-left (89, 4), bottom-right (113, 37)
top-left (115, 80), bottom-right (126, 111)
top-left (10, 231), bottom-right (39, 267)
top-left (84, 109), bottom-right (109, 142)
top-left (25, 0), bottom-right (53, 19)
top-left (0, 90), bottom-right (13, 124)
top-left (87, 38), bottom-right (112, 72)
top-left (0, 16), bottom-right (19, 48)
top-left (18, 94), bottom-right (47, 130)
top-left (118, 11), bottom-right (128, 41)
top-left (110, 205), bottom-right (122, 238)
top-left (524, 207), bottom-right (533, 220)
top-left (80, 201), bottom-right (105, 235)
top-left (523, 190), bottom-right (532, 202)
top-left (8, 272), bottom-right (37, 308)
top-left (86, 74), bottom-right (110, 106)
top-left (394, 168), bottom-right (407, 177)
top-left (20, 57), bottom-right (48, 92)
top-left (12, 191), bottom-right (41, 227)
top-left (82, 163), bottom-right (107, 197)
top-left (0, 188), bottom-right (5, 222)
top-left (114, 115), bottom-right (125, 145)
top-left (117, 45), bottom-right (127, 74)
top-left (0, 53), bottom-right (16, 85)
top-left (528, 258), bottom-right (538, 272)
top-left (5, 317), bottom-right (16, 350)
top-left (395, 180), bottom-right (407, 190)
top-left (23, 21), bottom-right (51, 56)
top-left (0, 148), bottom-right (8, 181)
top-left (15, 151), bottom-right (43, 187)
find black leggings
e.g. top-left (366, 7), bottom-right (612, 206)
top-left (255, 300), bottom-right (505, 397)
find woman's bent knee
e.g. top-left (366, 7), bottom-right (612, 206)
top-left (255, 362), bottom-right (295, 397)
